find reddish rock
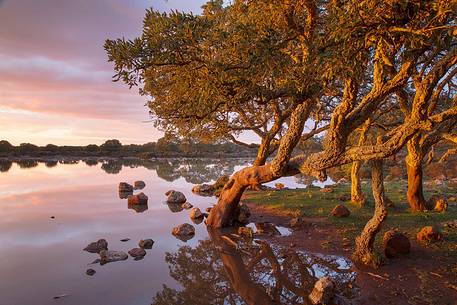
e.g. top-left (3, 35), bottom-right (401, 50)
top-left (275, 183), bottom-right (285, 189)
top-left (172, 223), bottom-right (195, 241)
top-left (383, 230), bottom-right (411, 258)
top-left (417, 226), bottom-right (443, 243)
top-left (165, 190), bottom-right (187, 204)
top-left (83, 239), bottom-right (108, 253)
top-left (139, 239), bottom-right (154, 249)
top-left (119, 182), bottom-right (133, 192)
top-left (189, 207), bottom-right (203, 219)
top-left (128, 248), bottom-right (146, 259)
top-left (181, 202), bottom-right (193, 210)
top-left (331, 204), bottom-right (350, 218)
top-left (127, 192), bottom-right (148, 205)
top-left (134, 180), bottom-right (145, 190)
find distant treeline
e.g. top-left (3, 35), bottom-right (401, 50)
top-left (0, 138), bottom-right (258, 158)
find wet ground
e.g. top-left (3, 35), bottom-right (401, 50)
top-left (0, 158), bottom-right (350, 305)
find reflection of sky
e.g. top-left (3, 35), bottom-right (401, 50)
top-left (0, 161), bottom-right (216, 305)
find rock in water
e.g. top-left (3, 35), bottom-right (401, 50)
top-left (237, 202), bottom-right (251, 224)
top-left (134, 180), bottom-right (145, 190)
top-left (383, 230), bottom-right (410, 258)
top-left (331, 205), bottom-right (350, 218)
top-left (189, 207), bottom-right (203, 219)
top-left (128, 248), bottom-right (146, 259)
top-left (86, 269), bottom-right (96, 276)
top-left (99, 250), bottom-right (128, 264)
top-left (309, 277), bottom-right (335, 305)
top-left (83, 239), bottom-right (108, 253)
top-left (165, 190), bottom-right (186, 204)
top-left (182, 202), bottom-right (193, 210)
top-left (139, 239), bottom-right (154, 249)
top-left (119, 182), bottom-right (133, 193)
top-left (275, 183), bottom-right (285, 189)
top-left (417, 226), bottom-right (443, 243)
top-left (191, 184), bottom-right (213, 195)
top-left (127, 192), bottom-right (148, 205)
top-left (172, 223), bottom-right (195, 242)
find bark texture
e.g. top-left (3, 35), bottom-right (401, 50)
top-left (405, 136), bottom-right (429, 211)
top-left (351, 160), bottom-right (366, 206)
top-left (353, 159), bottom-right (387, 268)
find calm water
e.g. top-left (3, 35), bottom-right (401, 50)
top-left (0, 158), bottom-right (349, 305)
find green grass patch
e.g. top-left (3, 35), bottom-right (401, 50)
top-left (243, 181), bottom-right (457, 259)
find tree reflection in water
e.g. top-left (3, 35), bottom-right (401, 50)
top-left (152, 228), bottom-right (356, 305)
top-left (0, 159), bottom-right (12, 172)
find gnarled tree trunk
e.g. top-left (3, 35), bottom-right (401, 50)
top-left (351, 161), bottom-right (366, 206)
top-left (405, 136), bottom-right (429, 211)
top-left (353, 159), bottom-right (387, 268)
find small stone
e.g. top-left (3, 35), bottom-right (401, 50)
top-left (120, 238), bottom-right (130, 242)
top-left (127, 192), bottom-right (148, 205)
top-left (133, 180), bottom-right (145, 190)
top-left (139, 239), bottom-right (154, 249)
top-left (86, 269), bottom-right (96, 276)
top-left (182, 202), bottom-right (193, 210)
top-left (320, 187), bottom-right (333, 193)
top-left (331, 205), bottom-right (350, 218)
top-left (50, 216), bottom-right (55, 219)
top-left (99, 250), bottom-right (128, 264)
top-left (172, 223), bottom-right (195, 242)
top-left (417, 226), bottom-right (443, 243)
top-left (128, 248), bottom-right (146, 259)
top-left (83, 239), bottom-right (108, 254)
top-left (383, 230), bottom-right (411, 258)
top-left (189, 207), bottom-right (203, 219)
top-left (165, 190), bottom-right (187, 204)
top-left (275, 183), bottom-right (285, 189)
top-left (309, 277), bottom-right (335, 305)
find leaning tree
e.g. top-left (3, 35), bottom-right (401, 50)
top-left (106, 0), bottom-right (457, 266)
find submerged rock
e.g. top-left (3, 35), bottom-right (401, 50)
top-left (331, 204), bottom-right (350, 218)
top-left (172, 223), bottom-right (195, 242)
top-left (127, 192), bottom-right (148, 205)
top-left (99, 250), bottom-right (128, 264)
top-left (128, 248), bottom-right (146, 259)
top-left (189, 207), bottom-right (203, 219)
top-left (134, 180), bottom-right (146, 190)
top-left (167, 202), bottom-right (184, 213)
top-left (165, 190), bottom-right (187, 204)
top-left (309, 277), bottom-right (335, 305)
top-left (128, 202), bottom-right (148, 213)
top-left (139, 239), bottom-right (154, 249)
top-left (119, 182), bottom-right (133, 193)
top-left (417, 226), bottom-right (443, 243)
top-left (86, 269), bottom-right (96, 276)
top-left (83, 239), bottom-right (108, 254)
top-left (383, 230), bottom-right (410, 258)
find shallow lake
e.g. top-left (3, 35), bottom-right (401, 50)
top-left (0, 158), bottom-right (349, 305)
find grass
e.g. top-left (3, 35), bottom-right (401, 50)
top-left (242, 180), bottom-right (457, 260)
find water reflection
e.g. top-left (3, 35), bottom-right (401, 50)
top-left (0, 159), bottom-right (12, 172)
top-left (128, 202), bottom-right (148, 213)
top-left (153, 228), bottom-right (356, 305)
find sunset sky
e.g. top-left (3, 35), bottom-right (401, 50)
top-left (0, 0), bottom-right (208, 146)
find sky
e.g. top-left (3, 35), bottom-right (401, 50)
top-left (0, 0), bottom-right (209, 146)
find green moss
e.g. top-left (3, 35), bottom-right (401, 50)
top-left (243, 181), bottom-right (457, 259)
